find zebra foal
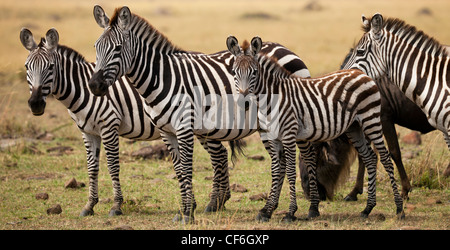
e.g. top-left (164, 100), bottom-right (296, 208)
top-left (227, 36), bottom-right (404, 221)
top-left (342, 13), bottom-right (450, 150)
top-left (19, 28), bottom-right (235, 217)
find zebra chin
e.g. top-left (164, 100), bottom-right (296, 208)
top-left (28, 102), bottom-right (46, 116)
top-left (88, 70), bottom-right (110, 96)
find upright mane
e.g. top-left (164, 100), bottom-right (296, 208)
top-left (257, 54), bottom-right (292, 79)
top-left (363, 16), bottom-right (448, 57)
top-left (110, 8), bottom-right (184, 53)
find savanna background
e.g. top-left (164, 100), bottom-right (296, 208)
top-left (0, 0), bottom-right (448, 230)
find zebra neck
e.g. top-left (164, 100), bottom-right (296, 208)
top-left (52, 50), bottom-right (94, 113)
top-left (386, 42), bottom-right (450, 112)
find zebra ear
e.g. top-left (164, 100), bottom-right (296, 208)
top-left (45, 28), bottom-right (59, 52)
top-left (361, 14), bottom-right (369, 28)
top-left (93, 5), bottom-right (109, 29)
top-left (371, 13), bottom-right (383, 38)
top-left (118, 6), bottom-right (132, 31)
top-left (20, 28), bottom-right (37, 51)
top-left (226, 36), bottom-right (241, 57)
top-left (250, 36), bottom-right (262, 56)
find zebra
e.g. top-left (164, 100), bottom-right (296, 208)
top-left (19, 28), bottom-right (239, 217)
top-left (227, 36), bottom-right (405, 221)
top-left (342, 13), bottom-right (450, 150)
top-left (87, 5), bottom-right (311, 223)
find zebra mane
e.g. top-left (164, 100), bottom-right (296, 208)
top-left (257, 54), bottom-right (292, 79)
top-left (110, 8), bottom-right (184, 53)
top-left (363, 16), bottom-right (448, 57)
top-left (37, 37), bottom-right (87, 63)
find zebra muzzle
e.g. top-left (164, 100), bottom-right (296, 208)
top-left (28, 86), bottom-right (46, 116)
top-left (89, 69), bottom-right (109, 96)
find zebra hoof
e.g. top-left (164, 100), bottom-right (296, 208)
top-left (256, 212), bottom-right (271, 222)
top-left (173, 213), bottom-right (194, 224)
top-left (109, 209), bottom-right (123, 217)
top-left (396, 209), bottom-right (405, 220)
top-left (79, 209), bottom-right (94, 217)
top-left (344, 195), bottom-right (358, 202)
top-left (204, 205), bottom-right (218, 213)
top-left (307, 209), bottom-right (320, 219)
top-left (281, 214), bottom-right (297, 223)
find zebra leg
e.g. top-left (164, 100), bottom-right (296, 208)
top-left (177, 131), bottom-right (196, 223)
top-left (444, 131), bottom-right (450, 150)
top-left (364, 129), bottom-right (404, 219)
top-left (298, 141), bottom-right (320, 219)
top-left (160, 132), bottom-right (189, 223)
top-left (103, 131), bottom-right (123, 217)
top-left (345, 126), bottom-right (378, 218)
top-left (344, 156), bottom-right (365, 201)
top-left (198, 138), bottom-right (230, 212)
top-left (79, 133), bottom-right (101, 217)
top-left (281, 139), bottom-right (298, 222)
top-left (257, 138), bottom-right (285, 222)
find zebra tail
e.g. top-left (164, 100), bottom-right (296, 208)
top-left (229, 140), bottom-right (246, 166)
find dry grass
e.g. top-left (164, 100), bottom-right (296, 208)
top-left (0, 0), bottom-right (449, 230)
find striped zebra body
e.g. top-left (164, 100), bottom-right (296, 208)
top-left (88, 6), bottom-right (310, 223)
top-left (228, 36), bottom-right (404, 220)
top-left (342, 14), bottom-right (450, 149)
top-left (20, 28), bottom-right (241, 217)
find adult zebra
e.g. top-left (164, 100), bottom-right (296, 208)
top-left (87, 6), bottom-right (311, 223)
top-left (19, 28), bottom-right (240, 217)
top-left (227, 36), bottom-right (404, 221)
top-left (342, 13), bottom-right (450, 149)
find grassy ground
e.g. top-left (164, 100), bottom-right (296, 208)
top-left (0, 0), bottom-right (449, 230)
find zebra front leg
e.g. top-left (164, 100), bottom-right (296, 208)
top-left (177, 132), bottom-right (196, 223)
top-left (199, 139), bottom-right (231, 213)
top-left (281, 139), bottom-right (298, 222)
top-left (257, 138), bottom-right (285, 222)
top-left (298, 141), bottom-right (320, 219)
top-left (79, 133), bottom-right (101, 217)
top-left (103, 131), bottom-right (124, 217)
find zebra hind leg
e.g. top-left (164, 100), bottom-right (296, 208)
top-left (345, 126), bottom-right (378, 218)
top-left (367, 133), bottom-right (404, 219)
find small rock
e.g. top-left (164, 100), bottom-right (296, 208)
top-left (64, 178), bottom-right (78, 189)
top-left (401, 131), bottom-right (422, 145)
top-left (231, 183), bottom-right (248, 193)
top-left (248, 155), bottom-right (265, 161)
top-left (250, 193), bottom-right (267, 201)
top-left (35, 193), bottom-right (49, 200)
top-left (47, 204), bottom-right (62, 215)
top-left (113, 225), bottom-right (134, 230)
top-left (131, 144), bottom-right (169, 160)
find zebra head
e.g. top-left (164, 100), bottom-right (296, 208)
top-left (342, 13), bottom-right (387, 80)
top-left (20, 28), bottom-right (59, 116)
top-left (89, 5), bottom-right (135, 96)
top-left (227, 36), bottom-right (262, 97)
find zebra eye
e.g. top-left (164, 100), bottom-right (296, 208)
top-left (114, 44), bottom-right (123, 51)
top-left (49, 64), bottom-right (55, 71)
top-left (356, 49), bottom-right (365, 56)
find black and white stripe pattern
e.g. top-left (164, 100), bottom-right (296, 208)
top-left (88, 6), bottom-right (310, 223)
top-left (228, 36), bottom-right (404, 220)
top-left (20, 28), bottom-right (245, 217)
top-left (342, 13), bottom-right (450, 149)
